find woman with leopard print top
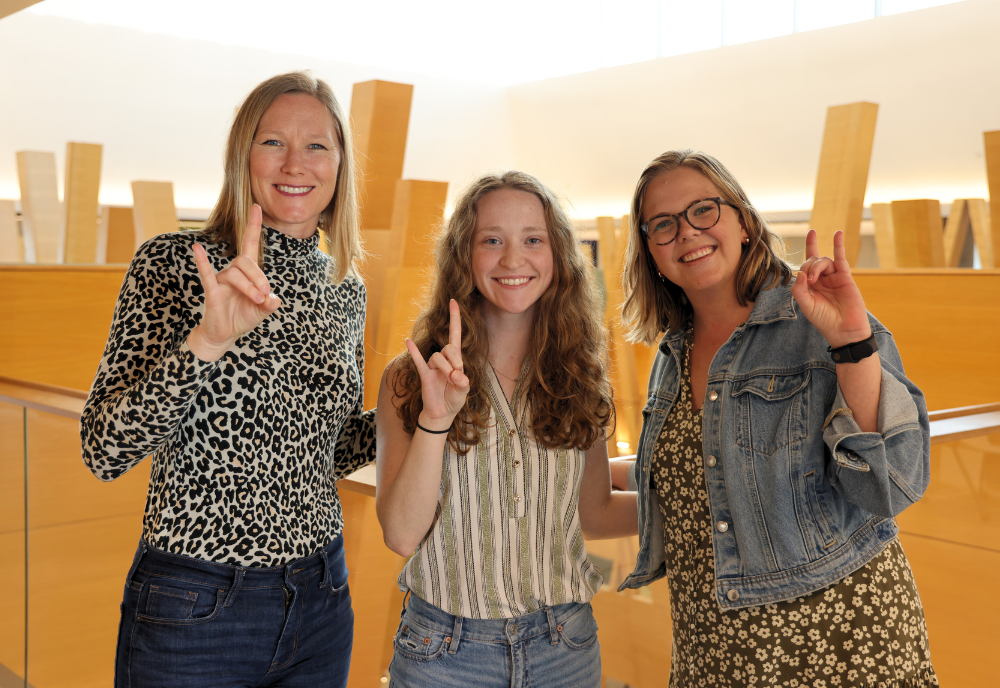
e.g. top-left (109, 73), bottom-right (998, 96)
top-left (81, 72), bottom-right (374, 688)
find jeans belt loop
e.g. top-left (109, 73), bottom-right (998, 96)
top-left (125, 539), bottom-right (147, 583)
top-left (448, 614), bottom-right (463, 654)
top-left (545, 607), bottom-right (559, 645)
top-left (224, 567), bottom-right (245, 607)
top-left (319, 549), bottom-right (331, 589)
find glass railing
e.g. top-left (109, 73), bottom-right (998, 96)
top-left (1, 377), bottom-right (998, 687)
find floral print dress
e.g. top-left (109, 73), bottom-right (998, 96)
top-left (650, 334), bottom-right (938, 687)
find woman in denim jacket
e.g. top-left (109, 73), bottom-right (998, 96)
top-left (616, 150), bottom-right (936, 687)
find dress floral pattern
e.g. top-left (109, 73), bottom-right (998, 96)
top-left (650, 333), bottom-right (937, 687)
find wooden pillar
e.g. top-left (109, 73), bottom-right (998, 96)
top-left (350, 81), bottom-right (414, 232)
top-left (942, 200), bottom-right (972, 268)
top-left (0, 200), bottom-right (22, 262)
top-left (368, 180), bottom-right (448, 407)
top-left (891, 199), bottom-right (945, 268)
top-left (16, 151), bottom-right (62, 263)
top-left (870, 203), bottom-right (896, 269)
top-left (96, 206), bottom-right (137, 264)
top-left (982, 130), bottom-right (1000, 268)
top-left (131, 181), bottom-right (177, 249)
top-left (967, 198), bottom-right (993, 268)
top-left (63, 142), bottom-right (103, 264)
top-left (810, 102), bottom-right (878, 265)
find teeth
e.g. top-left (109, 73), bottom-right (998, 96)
top-left (276, 185), bottom-right (311, 194)
top-left (681, 246), bottom-right (714, 263)
top-left (498, 277), bottom-right (530, 286)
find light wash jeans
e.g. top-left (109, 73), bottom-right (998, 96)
top-left (389, 594), bottom-right (601, 688)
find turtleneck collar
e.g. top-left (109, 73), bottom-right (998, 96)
top-left (262, 225), bottom-right (321, 259)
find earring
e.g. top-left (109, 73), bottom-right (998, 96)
top-left (742, 237), bottom-right (750, 245)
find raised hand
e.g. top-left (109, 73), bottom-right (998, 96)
top-left (187, 204), bottom-right (282, 362)
top-left (405, 299), bottom-right (471, 432)
top-left (791, 229), bottom-right (871, 348)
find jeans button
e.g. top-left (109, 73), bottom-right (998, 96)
top-left (727, 589), bottom-right (740, 602)
top-left (716, 521), bottom-right (729, 533)
top-left (706, 455), bottom-right (717, 467)
top-left (708, 391), bottom-right (719, 401)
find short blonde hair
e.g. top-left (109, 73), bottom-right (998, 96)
top-left (621, 149), bottom-right (793, 345)
top-left (203, 71), bottom-right (361, 282)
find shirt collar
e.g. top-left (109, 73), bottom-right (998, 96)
top-left (262, 225), bottom-right (321, 259)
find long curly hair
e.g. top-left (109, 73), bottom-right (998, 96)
top-left (392, 171), bottom-right (614, 453)
top-left (621, 149), bottom-right (793, 344)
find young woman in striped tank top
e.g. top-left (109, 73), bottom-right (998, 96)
top-left (375, 171), bottom-right (639, 688)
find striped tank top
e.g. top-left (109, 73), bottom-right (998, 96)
top-left (398, 364), bottom-right (605, 619)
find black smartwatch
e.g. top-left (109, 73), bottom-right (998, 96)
top-left (827, 333), bottom-right (878, 363)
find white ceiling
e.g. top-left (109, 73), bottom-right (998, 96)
top-left (26, 0), bottom-right (965, 86)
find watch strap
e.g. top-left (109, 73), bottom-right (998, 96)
top-left (827, 333), bottom-right (879, 363)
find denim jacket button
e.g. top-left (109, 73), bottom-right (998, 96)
top-left (708, 391), bottom-right (719, 401)
top-left (706, 456), bottom-right (717, 467)
top-left (727, 589), bottom-right (740, 602)
top-left (716, 521), bottom-right (729, 533)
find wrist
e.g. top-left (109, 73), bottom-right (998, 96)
top-left (825, 327), bottom-right (873, 350)
top-left (186, 326), bottom-right (233, 363)
top-left (416, 412), bottom-right (453, 434)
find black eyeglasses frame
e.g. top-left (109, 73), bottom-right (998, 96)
top-left (640, 197), bottom-right (741, 244)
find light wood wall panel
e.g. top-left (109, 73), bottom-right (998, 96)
top-left (16, 150), bottom-right (62, 263)
top-left (0, 265), bottom-right (126, 390)
top-left (96, 206), bottom-right (137, 264)
top-left (371, 180), bottom-right (448, 393)
top-left (63, 142), bottom-right (103, 264)
top-left (891, 199), bottom-right (945, 268)
top-left (810, 102), bottom-right (879, 265)
top-left (25, 409), bottom-right (149, 688)
top-left (870, 202), bottom-right (895, 268)
top-left (853, 270), bottom-right (1000, 411)
top-left (0, 199), bottom-right (22, 262)
top-left (985, 130), bottom-right (1000, 266)
top-left (0, 0), bottom-right (43, 20)
top-left (130, 181), bottom-right (177, 249)
top-left (0, 401), bottom-right (26, 682)
top-left (350, 81), bottom-right (414, 232)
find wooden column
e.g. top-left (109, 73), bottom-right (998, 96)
top-left (810, 102), bottom-right (879, 265)
top-left (350, 81), bottom-right (414, 232)
top-left (131, 181), bottom-right (177, 249)
top-left (982, 129), bottom-right (1000, 268)
top-left (0, 200), bottom-right (22, 262)
top-left (63, 142), bottom-right (103, 264)
top-left (967, 198), bottom-right (993, 268)
top-left (96, 206), bottom-right (137, 264)
top-left (870, 203), bottom-right (896, 269)
top-left (368, 180), bottom-right (448, 407)
top-left (891, 199), bottom-right (945, 268)
top-left (16, 151), bottom-right (62, 263)
top-left (942, 199), bottom-right (970, 268)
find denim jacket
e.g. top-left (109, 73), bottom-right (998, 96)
top-left (619, 284), bottom-right (930, 610)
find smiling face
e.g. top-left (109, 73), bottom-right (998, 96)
top-left (471, 188), bottom-right (554, 324)
top-left (249, 92), bottom-right (341, 240)
top-left (641, 166), bottom-right (748, 303)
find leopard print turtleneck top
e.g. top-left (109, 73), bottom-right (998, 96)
top-left (81, 227), bottom-right (375, 566)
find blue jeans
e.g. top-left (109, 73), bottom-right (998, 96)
top-left (114, 536), bottom-right (353, 688)
top-left (388, 594), bottom-right (601, 688)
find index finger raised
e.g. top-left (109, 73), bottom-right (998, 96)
top-left (240, 204), bottom-right (263, 261)
top-left (448, 299), bottom-right (463, 350)
top-left (804, 228), bottom-right (819, 261)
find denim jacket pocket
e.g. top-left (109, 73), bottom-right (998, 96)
top-left (733, 370), bottom-right (810, 455)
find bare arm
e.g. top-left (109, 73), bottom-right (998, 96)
top-left (375, 300), bottom-right (470, 556)
top-left (578, 440), bottom-right (638, 540)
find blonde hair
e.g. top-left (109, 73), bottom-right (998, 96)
top-left (202, 71), bottom-right (361, 282)
top-left (392, 171), bottom-right (614, 453)
top-left (622, 150), bottom-right (793, 345)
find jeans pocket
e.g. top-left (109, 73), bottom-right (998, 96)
top-left (394, 620), bottom-right (448, 662)
top-left (557, 604), bottom-right (599, 650)
top-left (136, 579), bottom-right (225, 625)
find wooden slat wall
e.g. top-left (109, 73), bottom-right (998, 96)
top-left (62, 142), bottom-right (103, 264)
top-left (0, 199), bottom-right (22, 262)
top-left (16, 151), bottom-right (62, 263)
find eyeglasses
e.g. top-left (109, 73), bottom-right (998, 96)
top-left (640, 197), bottom-right (740, 244)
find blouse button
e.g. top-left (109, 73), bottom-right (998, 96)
top-left (513, 460), bottom-right (520, 467)
top-left (708, 391), bottom-right (719, 401)
top-left (706, 456), bottom-right (717, 467)
top-left (727, 589), bottom-right (740, 602)
top-left (508, 429), bottom-right (517, 437)
top-left (716, 521), bottom-right (729, 533)
top-left (514, 495), bottom-right (522, 503)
